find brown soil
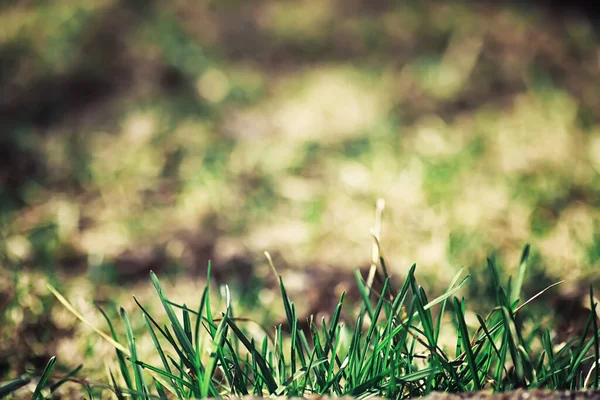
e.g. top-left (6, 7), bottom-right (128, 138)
top-left (236, 389), bottom-right (600, 400)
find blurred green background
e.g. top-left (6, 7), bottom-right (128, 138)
top-left (1, 0), bottom-right (600, 388)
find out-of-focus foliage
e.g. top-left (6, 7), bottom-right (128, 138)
top-left (1, 0), bottom-right (599, 385)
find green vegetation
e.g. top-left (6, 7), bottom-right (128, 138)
top-left (2, 1), bottom-right (600, 398)
top-left (2, 242), bottom-right (599, 398)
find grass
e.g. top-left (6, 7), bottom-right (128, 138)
top-left (0, 0), bottom-right (600, 386)
top-left (2, 2), bottom-right (600, 397)
top-left (2, 242), bottom-right (599, 398)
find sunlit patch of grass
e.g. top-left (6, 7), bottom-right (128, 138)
top-left (259, 0), bottom-right (335, 42)
top-left (4, 0), bottom-right (600, 288)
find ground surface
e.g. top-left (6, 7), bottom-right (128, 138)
top-left (1, 0), bottom-right (600, 392)
top-left (236, 390), bottom-right (600, 400)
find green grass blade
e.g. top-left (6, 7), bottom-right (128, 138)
top-left (194, 276), bottom-right (210, 361)
top-left (134, 297), bottom-right (197, 374)
top-left (183, 304), bottom-right (193, 345)
top-left (0, 375), bottom-right (31, 397)
top-left (510, 244), bottom-right (530, 306)
top-left (360, 278), bottom-right (390, 381)
top-left (298, 345), bottom-right (319, 394)
top-left (155, 380), bottom-right (168, 400)
top-left (437, 268), bottom-right (466, 344)
top-left (453, 297), bottom-right (481, 390)
top-left (309, 319), bottom-right (328, 389)
top-left (496, 332), bottom-right (510, 390)
top-left (121, 307), bottom-right (150, 399)
top-left (150, 271), bottom-right (197, 361)
top-left (355, 268), bottom-right (375, 321)
top-left (221, 336), bottom-right (249, 395)
top-left (108, 368), bottom-right (126, 400)
top-left (49, 363), bottom-right (83, 394)
top-left (324, 291), bottom-right (345, 357)
top-left (31, 356), bottom-right (56, 400)
top-left (411, 269), bottom-right (469, 317)
top-left (343, 367), bottom-right (391, 396)
top-left (201, 310), bottom-right (229, 398)
top-left (142, 313), bottom-right (184, 398)
top-left (541, 329), bottom-right (558, 388)
top-left (320, 355), bottom-right (349, 395)
top-left (290, 303), bottom-right (298, 377)
top-left (226, 317), bottom-right (278, 393)
top-left (324, 324), bottom-right (345, 395)
top-left (391, 264), bottom-right (416, 319)
top-left (567, 312), bottom-right (596, 383)
top-left (278, 276), bottom-right (295, 330)
top-left (94, 303), bottom-right (134, 391)
top-left (274, 324), bottom-right (284, 386)
top-left (347, 306), bottom-right (365, 387)
top-left (501, 306), bottom-right (525, 387)
top-left (518, 344), bottom-right (538, 386)
top-left (295, 324), bottom-right (310, 368)
top-left (487, 258), bottom-right (502, 304)
top-left (409, 274), bottom-right (436, 348)
top-left (131, 360), bottom-right (193, 391)
top-left (399, 365), bottom-right (442, 383)
top-left (274, 358), bottom-right (328, 396)
top-left (589, 286), bottom-right (599, 389)
top-left (476, 314), bottom-right (508, 381)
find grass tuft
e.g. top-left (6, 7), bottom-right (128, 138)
top-left (5, 242), bottom-right (600, 398)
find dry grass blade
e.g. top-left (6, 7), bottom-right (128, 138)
top-left (47, 283), bottom-right (131, 356)
top-left (366, 198), bottom-right (385, 298)
top-left (514, 280), bottom-right (565, 314)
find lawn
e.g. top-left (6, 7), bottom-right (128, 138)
top-left (1, 0), bottom-right (600, 398)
